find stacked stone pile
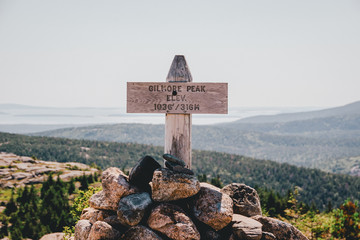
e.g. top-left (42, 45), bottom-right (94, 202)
top-left (75, 155), bottom-right (308, 240)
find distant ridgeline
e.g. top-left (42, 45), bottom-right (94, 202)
top-left (0, 132), bottom-right (359, 211)
top-left (33, 100), bottom-right (360, 176)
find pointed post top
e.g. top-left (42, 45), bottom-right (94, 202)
top-left (166, 55), bottom-right (193, 83)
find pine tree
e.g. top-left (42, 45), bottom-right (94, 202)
top-left (68, 178), bottom-right (76, 195)
top-left (79, 173), bottom-right (89, 191)
top-left (4, 190), bottom-right (17, 216)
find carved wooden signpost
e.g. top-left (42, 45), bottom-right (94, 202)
top-left (127, 55), bottom-right (228, 169)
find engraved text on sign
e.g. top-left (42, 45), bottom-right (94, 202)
top-left (127, 82), bottom-right (228, 114)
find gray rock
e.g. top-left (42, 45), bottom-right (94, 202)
top-left (148, 203), bottom-right (200, 240)
top-left (165, 161), bottom-right (194, 175)
top-left (74, 219), bottom-right (92, 240)
top-left (232, 214), bottom-right (262, 240)
top-left (252, 215), bottom-right (308, 240)
top-left (87, 221), bottom-right (121, 240)
top-left (129, 156), bottom-right (161, 189)
top-left (122, 225), bottom-right (163, 240)
top-left (193, 183), bottom-right (233, 231)
top-left (151, 168), bottom-right (200, 202)
top-left (117, 192), bottom-right (152, 226)
top-left (163, 153), bottom-right (186, 167)
top-left (221, 183), bottom-right (262, 217)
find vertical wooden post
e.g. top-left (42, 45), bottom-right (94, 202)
top-left (165, 55), bottom-right (192, 169)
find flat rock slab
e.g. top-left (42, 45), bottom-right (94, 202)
top-left (117, 192), bottom-right (152, 226)
top-left (122, 225), bottom-right (163, 240)
top-left (165, 161), bottom-right (194, 175)
top-left (151, 168), bottom-right (200, 202)
top-left (129, 156), bottom-right (161, 188)
top-left (163, 154), bottom-right (186, 167)
top-left (221, 183), bottom-right (262, 217)
top-left (232, 214), bottom-right (262, 240)
top-left (147, 203), bottom-right (200, 240)
top-left (252, 215), bottom-right (308, 240)
top-left (193, 183), bottom-right (233, 231)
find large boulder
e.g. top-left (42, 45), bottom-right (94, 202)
top-left (151, 168), bottom-right (200, 202)
top-left (147, 203), bottom-right (200, 240)
top-left (89, 168), bottom-right (139, 211)
top-left (193, 183), bottom-right (233, 231)
top-left (74, 219), bottom-right (92, 240)
top-left (252, 215), bottom-right (308, 240)
top-left (89, 190), bottom-right (118, 211)
top-left (117, 192), bottom-right (153, 226)
top-left (232, 214), bottom-right (262, 240)
top-left (129, 156), bottom-right (161, 189)
top-left (122, 225), bottom-right (163, 240)
top-left (80, 207), bottom-right (113, 224)
top-left (221, 183), bottom-right (262, 217)
top-left (102, 167), bottom-right (139, 199)
top-left (87, 221), bottom-right (121, 240)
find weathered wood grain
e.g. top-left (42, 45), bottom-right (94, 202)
top-left (165, 56), bottom-right (192, 169)
top-left (127, 82), bottom-right (228, 114)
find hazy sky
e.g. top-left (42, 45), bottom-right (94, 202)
top-left (0, 0), bottom-right (359, 109)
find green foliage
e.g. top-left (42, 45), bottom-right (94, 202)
top-left (332, 199), bottom-right (360, 239)
top-left (210, 175), bottom-right (223, 188)
top-left (2, 175), bottom-right (76, 239)
top-left (70, 186), bottom-right (101, 222)
top-left (0, 131), bottom-right (359, 210)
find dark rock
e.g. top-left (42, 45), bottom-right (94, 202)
top-left (147, 203), bottom-right (200, 240)
top-left (122, 225), bottom-right (163, 240)
top-left (252, 215), bottom-right (308, 240)
top-left (117, 192), bottom-right (152, 226)
top-left (165, 161), bottom-right (194, 175)
top-left (163, 153), bottom-right (186, 167)
top-left (193, 183), bottom-right (233, 231)
top-left (151, 168), bottom-right (200, 202)
top-left (221, 183), bottom-right (262, 217)
top-left (232, 214), bottom-right (262, 240)
top-left (129, 156), bottom-right (161, 188)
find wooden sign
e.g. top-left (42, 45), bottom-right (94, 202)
top-left (127, 82), bottom-right (228, 114)
top-left (126, 55), bottom-right (228, 169)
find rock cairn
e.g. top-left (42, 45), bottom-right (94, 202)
top-left (75, 154), bottom-right (308, 240)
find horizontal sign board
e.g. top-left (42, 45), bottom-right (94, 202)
top-left (127, 82), bottom-right (228, 114)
